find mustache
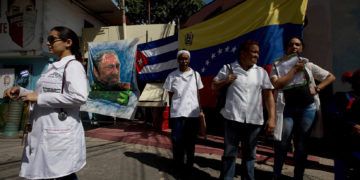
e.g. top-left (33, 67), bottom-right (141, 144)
top-left (105, 74), bottom-right (119, 81)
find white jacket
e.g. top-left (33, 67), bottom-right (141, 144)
top-left (19, 55), bottom-right (88, 179)
top-left (272, 61), bottom-right (330, 141)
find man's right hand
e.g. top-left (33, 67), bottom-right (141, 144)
top-left (226, 73), bottom-right (237, 84)
top-left (211, 74), bottom-right (237, 90)
top-left (3, 86), bottom-right (20, 100)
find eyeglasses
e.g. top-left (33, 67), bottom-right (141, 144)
top-left (47, 36), bottom-right (62, 44)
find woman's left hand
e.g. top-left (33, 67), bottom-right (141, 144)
top-left (21, 92), bottom-right (38, 102)
top-left (309, 86), bottom-right (317, 95)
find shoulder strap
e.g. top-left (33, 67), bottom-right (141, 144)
top-left (225, 64), bottom-right (233, 74)
top-left (296, 54), bottom-right (311, 85)
top-left (273, 63), bottom-right (279, 76)
top-left (303, 69), bottom-right (311, 85)
top-left (59, 59), bottom-right (75, 116)
top-left (61, 60), bottom-right (76, 94)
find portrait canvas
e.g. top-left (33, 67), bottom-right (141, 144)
top-left (81, 40), bottom-right (139, 119)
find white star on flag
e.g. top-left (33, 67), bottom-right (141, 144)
top-left (205, 60), bottom-right (210, 65)
top-left (211, 53), bottom-right (216, 59)
top-left (231, 46), bottom-right (237, 53)
top-left (218, 48), bottom-right (223, 55)
top-left (137, 59), bottom-right (143, 65)
top-left (201, 67), bottom-right (206, 73)
top-left (225, 46), bottom-right (230, 52)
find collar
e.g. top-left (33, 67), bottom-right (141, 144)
top-left (176, 68), bottom-right (194, 78)
top-left (52, 55), bottom-right (76, 69)
top-left (232, 61), bottom-right (258, 70)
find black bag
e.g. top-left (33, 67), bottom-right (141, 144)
top-left (215, 64), bottom-right (233, 110)
top-left (283, 70), bottom-right (314, 107)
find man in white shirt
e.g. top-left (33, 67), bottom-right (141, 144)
top-left (212, 40), bottom-right (276, 180)
top-left (163, 50), bottom-right (204, 179)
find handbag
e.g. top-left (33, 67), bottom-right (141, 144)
top-left (276, 62), bottom-right (314, 107)
top-left (194, 71), bottom-right (206, 137)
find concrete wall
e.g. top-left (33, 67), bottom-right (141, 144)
top-left (0, 0), bottom-right (105, 90)
top-left (304, 0), bottom-right (360, 92)
top-left (126, 24), bottom-right (175, 43)
top-left (303, 0), bottom-right (332, 72)
top-left (330, 0), bottom-right (360, 92)
top-left (82, 24), bottom-right (176, 58)
top-left (42, 0), bottom-right (105, 53)
top-left (0, 0), bottom-right (105, 56)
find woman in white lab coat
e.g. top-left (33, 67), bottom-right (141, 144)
top-left (4, 26), bottom-right (88, 179)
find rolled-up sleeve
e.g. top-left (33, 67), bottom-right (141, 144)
top-left (310, 63), bottom-right (330, 81)
top-left (19, 87), bottom-right (33, 96)
top-left (163, 75), bottom-right (173, 92)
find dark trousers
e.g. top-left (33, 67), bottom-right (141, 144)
top-left (170, 117), bottom-right (199, 176)
top-left (45, 173), bottom-right (78, 180)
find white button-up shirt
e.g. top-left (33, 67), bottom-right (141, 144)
top-left (19, 55), bottom-right (88, 179)
top-left (163, 68), bottom-right (203, 118)
top-left (214, 61), bottom-right (274, 125)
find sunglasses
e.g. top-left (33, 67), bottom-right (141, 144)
top-left (47, 36), bottom-right (62, 44)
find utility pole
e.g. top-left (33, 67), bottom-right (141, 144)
top-left (120, 0), bottom-right (126, 39)
top-left (147, 0), bottom-right (151, 24)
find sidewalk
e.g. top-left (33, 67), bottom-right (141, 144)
top-left (0, 120), bottom-right (334, 180)
top-left (85, 120), bottom-right (335, 179)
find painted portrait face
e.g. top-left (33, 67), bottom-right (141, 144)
top-left (6, 0), bottom-right (37, 47)
top-left (94, 53), bottom-right (121, 86)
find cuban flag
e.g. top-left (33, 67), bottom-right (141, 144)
top-left (136, 35), bottom-right (178, 82)
top-left (179, 0), bottom-right (308, 107)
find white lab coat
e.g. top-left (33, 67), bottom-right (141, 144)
top-left (19, 55), bottom-right (88, 179)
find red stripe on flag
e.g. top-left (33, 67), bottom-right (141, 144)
top-left (135, 51), bottom-right (148, 73)
top-left (199, 76), bottom-right (218, 108)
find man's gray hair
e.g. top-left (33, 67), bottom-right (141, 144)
top-left (93, 50), bottom-right (118, 70)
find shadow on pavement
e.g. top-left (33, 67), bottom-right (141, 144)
top-left (124, 151), bottom-right (218, 179)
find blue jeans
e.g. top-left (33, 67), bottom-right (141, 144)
top-left (220, 119), bottom-right (262, 180)
top-left (273, 103), bottom-right (316, 180)
top-left (170, 117), bottom-right (199, 176)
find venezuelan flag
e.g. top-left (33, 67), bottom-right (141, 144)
top-left (179, 0), bottom-right (308, 107)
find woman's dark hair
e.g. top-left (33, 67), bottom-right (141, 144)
top-left (51, 26), bottom-right (82, 62)
top-left (285, 36), bottom-right (305, 50)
